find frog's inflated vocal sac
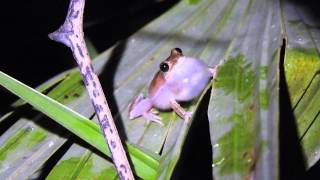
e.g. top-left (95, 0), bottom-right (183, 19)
top-left (129, 48), bottom-right (218, 125)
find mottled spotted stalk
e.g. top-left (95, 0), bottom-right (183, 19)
top-left (48, 0), bottom-right (134, 179)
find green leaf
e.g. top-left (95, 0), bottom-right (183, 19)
top-left (46, 144), bottom-right (118, 180)
top-left (0, 71), bottom-right (158, 179)
top-left (282, 0), bottom-right (320, 167)
top-left (207, 0), bottom-right (282, 179)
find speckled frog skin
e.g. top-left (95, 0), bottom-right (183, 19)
top-left (129, 48), bottom-right (217, 125)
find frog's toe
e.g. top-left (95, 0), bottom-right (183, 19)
top-left (209, 61), bottom-right (223, 77)
top-left (183, 111), bottom-right (193, 122)
top-left (143, 112), bottom-right (163, 126)
top-left (208, 66), bottom-right (218, 77)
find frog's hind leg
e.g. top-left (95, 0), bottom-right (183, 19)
top-left (129, 94), bottom-right (164, 125)
top-left (129, 93), bottom-right (144, 107)
top-left (128, 94), bottom-right (151, 120)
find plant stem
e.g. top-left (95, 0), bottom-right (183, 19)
top-left (48, 0), bottom-right (134, 179)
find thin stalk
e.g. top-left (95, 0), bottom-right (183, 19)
top-left (48, 0), bottom-right (134, 179)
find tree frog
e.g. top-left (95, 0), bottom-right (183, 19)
top-left (128, 48), bottom-right (218, 125)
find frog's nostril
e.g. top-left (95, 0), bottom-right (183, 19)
top-left (160, 62), bottom-right (169, 72)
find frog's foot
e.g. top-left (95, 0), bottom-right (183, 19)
top-left (142, 111), bottom-right (163, 125)
top-left (170, 100), bottom-right (193, 123)
top-left (183, 111), bottom-right (193, 122)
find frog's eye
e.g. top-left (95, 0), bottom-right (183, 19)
top-left (160, 62), bottom-right (169, 72)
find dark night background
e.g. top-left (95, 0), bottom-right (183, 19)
top-left (0, 0), bottom-right (319, 179)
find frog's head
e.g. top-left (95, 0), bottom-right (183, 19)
top-left (159, 48), bottom-right (183, 74)
top-left (149, 48), bottom-right (184, 97)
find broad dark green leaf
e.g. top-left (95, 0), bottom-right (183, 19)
top-left (0, 71), bottom-right (159, 179)
top-left (282, 0), bottom-right (320, 168)
top-left (207, 0), bottom-right (281, 179)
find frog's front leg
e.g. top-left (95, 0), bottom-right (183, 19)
top-left (170, 99), bottom-right (192, 122)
